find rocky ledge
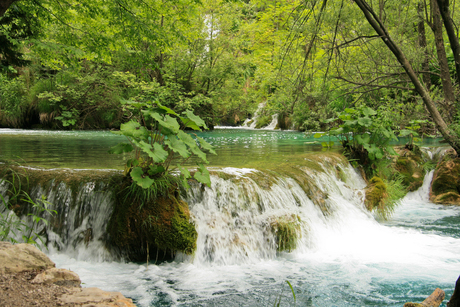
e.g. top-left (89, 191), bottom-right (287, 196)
top-left (0, 241), bottom-right (136, 307)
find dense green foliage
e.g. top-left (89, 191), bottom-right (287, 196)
top-left (109, 99), bottom-right (215, 189)
top-left (0, 0), bottom-right (459, 135)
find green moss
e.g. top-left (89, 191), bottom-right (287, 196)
top-left (365, 177), bottom-right (387, 211)
top-left (107, 176), bottom-right (197, 262)
top-left (270, 214), bottom-right (301, 252)
top-left (430, 152), bottom-right (460, 205)
top-left (395, 152), bottom-right (425, 192)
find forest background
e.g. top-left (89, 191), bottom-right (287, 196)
top-left (1, 0), bottom-right (460, 141)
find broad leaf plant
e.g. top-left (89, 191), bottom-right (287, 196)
top-left (109, 99), bottom-right (216, 189)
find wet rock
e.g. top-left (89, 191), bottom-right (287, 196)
top-left (107, 183), bottom-right (197, 262)
top-left (269, 214), bottom-right (301, 252)
top-left (430, 150), bottom-right (460, 205)
top-left (58, 287), bottom-right (136, 306)
top-left (0, 242), bottom-right (55, 274)
top-left (394, 146), bottom-right (425, 192)
top-left (31, 268), bottom-right (81, 287)
top-left (404, 287), bottom-right (445, 307)
top-left (365, 177), bottom-right (387, 211)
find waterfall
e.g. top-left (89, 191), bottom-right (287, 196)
top-left (0, 170), bottom-right (117, 261)
top-left (2, 158), bottom-right (460, 306)
top-left (185, 160), bottom-right (367, 265)
top-left (264, 114), bottom-right (279, 130)
top-left (37, 181), bottom-right (115, 261)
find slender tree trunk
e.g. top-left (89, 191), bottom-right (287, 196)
top-left (353, 0), bottom-right (460, 155)
top-left (0, 0), bottom-right (17, 17)
top-left (436, 0), bottom-right (460, 84)
top-left (429, 0), bottom-right (455, 103)
top-left (418, 2), bottom-right (432, 89)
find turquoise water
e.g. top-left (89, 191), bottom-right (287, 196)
top-left (1, 128), bottom-right (458, 306)
top-left (46, 169), bottom-right (460, 307)
top-left (0, 129), bottom-right (334, 169)
top-left (0, 128), bottom-right (445, 169)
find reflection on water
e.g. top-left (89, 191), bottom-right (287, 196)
top-left (0, 128), bottom-right (446, 169)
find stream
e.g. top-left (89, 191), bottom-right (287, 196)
top-left (0, 128), bottom-right (458, 306)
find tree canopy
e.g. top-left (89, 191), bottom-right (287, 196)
top-left (2, 0), bottom-right (460, 152)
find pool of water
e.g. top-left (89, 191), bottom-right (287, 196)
top-left (0, 128), bottom-right (446, 170)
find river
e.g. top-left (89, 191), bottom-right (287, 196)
top-left (0, 128), bottom-right (458, 306)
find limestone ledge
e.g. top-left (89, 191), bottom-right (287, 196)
top-left (0, 241), bottom-right (136, 307)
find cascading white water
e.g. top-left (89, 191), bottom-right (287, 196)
top-left (3, 160), bottom-right (459, 306)
top-left (264, 114), bottom-right (279, 130)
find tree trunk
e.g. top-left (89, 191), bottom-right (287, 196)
top-left (429, 0), bottom-right (455, 103)
top-left (418, 2), bottom-right (432, 89)
top-left (436, 0), bottom-right (460, 85)
top-left (0, 0), bottom-right (17, 17)
top-left (353, 0), bottom-right (460, 155)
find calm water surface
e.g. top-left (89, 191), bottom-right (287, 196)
top-left (0, 129), bottom-right (337, 169)
top-left (0, 128), bottom-right (445, 170)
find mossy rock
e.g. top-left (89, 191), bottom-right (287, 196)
top-left (430, 152), bottom-right (460, 205)
top-left (394, 146), bottom-right (425, 192)
top-left (107, 180), bottom-right (197, 262)
top-left (365, 177), bottom-right (387, 211)
top-left (270, 214), bottom-right (301, 252)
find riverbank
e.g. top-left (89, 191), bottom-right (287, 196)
top-left (0, 242), bottom-right (136, 306)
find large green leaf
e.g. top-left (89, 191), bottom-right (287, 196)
top-left (138, 141), bottom-right (169, 163)
top-left (177, 164), bottom-right (191, 179)
top-left (184, 110), bottom-right (208, 129)
top-left (180, 116), bottom-right (201, 131)
top-left (178, 131), bottom-right (207, 162)
top-left (194, 164), bottom-right (211, 187)
top-left (314, 132), bottom-right (325, 138)
top-left (120, 120), bottom-right (149, 140)
top-left (357, 117), bottom-right (372, 127)
top-left (108, 143), bottom-right (133, 154)
top-left (130, 167), bottom-right (154, 189)
top-left (147, 112), bottom-right (180, 134)
top-left (197, 137), bottom-right (216, 155)
top-left (165, 136), bottom-right (190, 158)
top-left (362, 107), bottom-right (377, 117)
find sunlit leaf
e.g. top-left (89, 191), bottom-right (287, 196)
top-left (362, 107), bottom-right (377, 117)
top-left (184, 110), bottom-right (208, 129)
top-left (130, 166), bottom-right (154, 189)
top-left (120, 120), bottom-right (149, 140)
top-left (147, 112), bottom-right (180, 134)
top-left (197, 137), bottom-right (216, 155)
top-left (358, 117), bottom-right (372, 127)
top-left (193, 164), bottom-right (211, 187)
top-left (177, 164), bottom-right (191, 179)
top-left (165, 136), bottom-right (190, 158)
top-left (138, 141), bottom-right (169, 163)
top-left (314, 132), bottom-right (325, 138)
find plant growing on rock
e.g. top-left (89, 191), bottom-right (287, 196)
top-left (109, 99), bottom-right (216, 190)
top-left (0, 165), bottom-right (56, 248)
top-left (316, 106), bottom-right (397, 177)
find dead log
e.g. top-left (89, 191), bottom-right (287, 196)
top-left (404, 288), bottom-right (445, 307)
top-left (448, 276), bottom-right (460, 307)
